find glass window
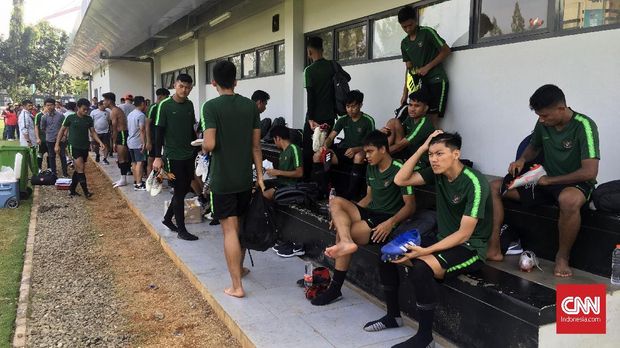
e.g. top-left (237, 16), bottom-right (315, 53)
top-left (318, 31), bottom-right (333, 60)
top-left (479, 0), bottom-right (548, 40)
top-left (229, 55), bottom-right (242, 79)
top-left (162, 72), bottom-right (174, 89)
top-left (372, 15), bottom-right (402, 58)
top-left (258, 48), bottom-right (275, 75)
top-left (419, 0), bottom-right (472, 47)
top-left (337, 24), bottom-right (367, 61)
top-left (206, 61), bottom-right (216, 82)
top-left (243, 52), bottom-right (256, 78)
top-left (277, 44), bottom-right (285, 73)
top-left (186, 66), bottom-right (195, 84)
top-left (562, 0), bottom-right (620, 29)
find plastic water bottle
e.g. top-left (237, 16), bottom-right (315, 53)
top-left (304, 262), bottom-right (314, 288)
top-left (612, 245), bottom-right (620, 285)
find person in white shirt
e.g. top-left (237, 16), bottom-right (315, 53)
top-left (90, 101), bottom-right (110, 164)
top-left (18, 100), bottom-right (36, 148)
top-left (126, 96), bottom-right (147, 190)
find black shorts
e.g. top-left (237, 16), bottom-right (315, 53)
top-left (355, 203), bottom-right (393, 230)
top-left (69, 147), bottom-right (89, 162)
top-left (433, 245), bottom-right (483, 278)
top-left (93, 132), bottom-right (110, 146)
top-left (38, 142), bottom-right (48, 154)
top-left (516, 182), bottom-right (594, 207)
top-left (116, 130), bottom-right (128, 146)
top-left (426, 80), bottom-right (449, 118)
top-left (332, 147), bottom-right (354, 165)
top-left (210, 190), bottom-right (252, 220)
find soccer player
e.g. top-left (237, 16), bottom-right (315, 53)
top-left (18, 99), bottom-right (35, 148)
top-left (90, 101), bottom-right (110, 164)
top-left (251, 90), bottom-right (270, 114)
top-left (55, 98), bottom-right (107, 198)
top-left (40, 98), bottom-right (69, 177)
top-left (486, 85), bottom-right (600, 277)
top-left (34, 106), bottom-right (48, 171)
top-left (263, 125), bottom-right (303, 201)
top-left (145, 88), bottom-right (170, 176)
top-left (152, 74), bottom-right (199, 241)
top-left (104, 92), bottom-right (130, 187)
top-left (392, 131), bottom-right (492, 348)
top-left (126, 96), bottom-right (147, 190)
top-left (201, 60), bottom-right (264, 298)
top-left (315, 131), bottom-right (415, 305)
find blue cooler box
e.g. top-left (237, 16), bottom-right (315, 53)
top-left (0, 180), bottom-right (19, 209)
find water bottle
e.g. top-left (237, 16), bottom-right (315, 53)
top-left (612, 245), bottom-right (620, 285)
top-left (329, 188), bottom-right (336, 201)
top-left (304, 262), bottom-right (314, 288)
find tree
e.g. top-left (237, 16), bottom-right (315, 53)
top-left (511, 1), bottom-right (525, 33)
top-left (490, 16), bottom-right (503, 36)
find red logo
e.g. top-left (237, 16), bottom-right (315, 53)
top-left (556, 284), bottom-right (606, 334)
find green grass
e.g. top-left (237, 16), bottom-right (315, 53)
top-left (0, 194), bottom-right (31, 347)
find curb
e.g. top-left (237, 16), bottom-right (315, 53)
top-left (91, 158), bottom-right (255, 348)
top-left (12, 186), bottom-right (39, 348)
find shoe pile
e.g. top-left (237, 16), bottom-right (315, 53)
top-left (272, 241), bottom-right (305, 258)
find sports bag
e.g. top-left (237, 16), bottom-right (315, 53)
top-left (331, 60), bottom-right (351, 116)
top-left (260, 118), bottom-right (272, 139)
top-left (592, 180), bottom-right (620, 213)
top-left (31, 169), bottom-right (57, 186)
top-left (273, 183), bottom-right (320, 207)
top-left (240, 188), bottom-right (277, 251)
top-left (263, 116), bottom-right (286, 143)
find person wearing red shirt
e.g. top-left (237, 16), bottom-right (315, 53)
top-left (3, 104), bottom-right (18, 140)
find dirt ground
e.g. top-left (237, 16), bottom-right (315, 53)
top-left (83, 161), bottom-right (240, 347)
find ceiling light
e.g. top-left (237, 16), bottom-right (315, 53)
top-left (209, 12), bottom-right (231, 27)
top-left (138, 55), bottom-right (149, 60)
top-left (178, 31), bottom-right (195, 41)
top-left (153, 46), bottom-right (165, 54)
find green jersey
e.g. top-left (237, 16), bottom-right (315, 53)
top-left (403, 116), bottom-right (435, 166)
top-left (34, 112), bottom-right (45, 143)
top-left (366, 160), bottom-right (414, 215)
top-left (419, 166), bottom-right (492, 260)
top-left (304, 58), bottom-right (336, 122)
top-left (200, 94), bottom-right (260, 194)
top-left (401, 26), bottom-right (448, 84)
top-left (530, 111), bottom-right (600, 184)
top-left (154, 96), bottom-right (196, 160)
top-left (62, 114), bottom-right (94, 150)
top-left (277, 143), bottom-right (302, 186)
top-left (333, 113), bottom-right (375, 149)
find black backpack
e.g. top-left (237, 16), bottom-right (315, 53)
top-left (274, 183), bottom-right (320, 207)
top-left (263, 117), bottom-right (286, 143)
top-left (331, 61), bottom-right (351, 116)
top-left (592, 180), bottom-right (620, 213)
top-left (240, 188), bottom-right (277, 251)
top-left (289, 128), bottom-right (303, 148)
top-left (31, 170), bottom-right (57, 186)
top-left (260, 118), bottom-right (272, 139)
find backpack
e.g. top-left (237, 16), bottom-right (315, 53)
top-left (331, 61), bottom-right (351, 116)
top-left (31, 170), bottom-right (57, 186)
top-left (274, 183), bottom-right (320, 207)
top-left (290, 128), bottom-right (303, 148)
top-left (592, 180), bottom-right (620, 213)
top-left (263, 117), bottom-right (286, 143)
top-left (260, 118), bottom-right (272, 139)
top-left (240, 188), bottom-right (277, 251)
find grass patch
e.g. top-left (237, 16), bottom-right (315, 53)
top-left (0, 197), bottom-right (32, 347)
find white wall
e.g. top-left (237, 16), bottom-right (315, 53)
top-left (91, 64), bottom-right (110, 99)
top-left (160, 45), bottom-right (194, 73)
top-left (108, 60), bottom-right (151, 100)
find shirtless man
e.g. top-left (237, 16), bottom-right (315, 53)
top-left (103, 92), bottom-right (130, 187)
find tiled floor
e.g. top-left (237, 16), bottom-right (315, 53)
top-left (94, 158), bottom-right (451, 348)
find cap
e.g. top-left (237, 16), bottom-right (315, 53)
top-left (123, 94), bottom-right (134, 100)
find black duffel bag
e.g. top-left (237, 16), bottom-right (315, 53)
top-left (31, 170), bottom-right (57, 186)
top-left (592, 180), bottom-right (620, 213)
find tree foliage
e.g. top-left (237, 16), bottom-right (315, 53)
top-left (0, 0), bottom-right (82, 101)
top-left (511, 2), bottom-right (526, 34)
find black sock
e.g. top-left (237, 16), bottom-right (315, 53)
top-left (385, 288), bottom-right (401, 318)
top-left (415, 305), bottom-right (435, 343)
top-left (37, 157), bottom-right (43, 170)
top-left (331, 269), bottom-right (347, 291)
top-left (312, 163), bottom-right (328, 196)
top-left (78, 173), bottom-right (89, 194)
top-left (347, 163), bottom-right (365, 200)
top-left (164, 196), bottom-right (175, 221)
top-left (379, 261), bottom-right (401, 317)
top-left (69, 172), bottom-right (78, 193)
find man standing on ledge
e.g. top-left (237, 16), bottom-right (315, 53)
top-left (152, 74), bottom-right (199, 241)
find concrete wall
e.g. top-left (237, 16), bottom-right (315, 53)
top-left (160, 45), bottom-right (195, 73)
top-left (107, 60), bottom-right (151, 101)
top-left (91, 64), bottom-right (110, 100)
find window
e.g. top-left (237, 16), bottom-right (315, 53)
top-left (337, 24), bottom-right (367, 61)
top-left (277, 44), bottom-right (285, 73)
top-left (318, 31), bottom-right (334, 60)
top-left (479, 0), bottom-right (549, 40)
top-left (161, 65), bottom-right (195, 89)
top-left (259, 48), bottom-right (275, 75)
top-left (243, 52), bottom-right (256, 78)
top-left (229, 55), bottom-right (242, 79)
top-left (562, 0), bottom-right (620, 29)
top-left (207, 61), bottom-right (216, 82)
top-left (372, 15), bottom-right (402, 58)
top-left (419, 0), bottom-right (472, 47)
top-left (161, 72), bottom-right (174, 89)
top-left (186, 66), bottom-right (195, 83)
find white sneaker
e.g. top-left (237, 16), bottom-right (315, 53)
top-left (150, 178), bottom-right (163, 196)
top-left (506, 240), bottom-right (524, 255)
top-left (190, 139), bottom-right (203, 147)
top-left (519, 250), bottom-right (543, 272)
top-left (113, 178), bottom-right (127, 188)
top-left (145, 170), bottom-right (157, 192)
top-left (507, 164), bottom-right (547, 190)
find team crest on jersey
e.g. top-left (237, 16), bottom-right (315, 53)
top-left (357, 127), bottom-right (362, 133)
top-left (562, 139), bottom-right (574, 149)
top-left (451, 194), bottom-right (462, 204)
top-left (384, 180), bottom-right (391, 187)
top-left (418, 41), bottom-right (423, 48)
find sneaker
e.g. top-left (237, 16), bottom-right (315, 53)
top-left (84, 192), bottom-right (93, 199)
top-left (102, 158), bottom-right (109, 165)
top-left (95, 155), bottom-right (100, 163)
top-left (380, 229), bottom-right (421, 262)
top-left (506, 240), bottom-right (524, 255)
top-left (519, 250), bottom-right (542, 272)
top-left (162, 219), bottom-right (178, 232)
top-left (113, 178), bottom-right (127, 188)
top-left (392, 336), bottom-right (435, 348)
top-left (276, 243), bottom-right (305, 258)
top-left (177, 230), bottom-right (199, 241)
top-left (272, 241), bottom-right (293, 252)
top-left (150, 177), bottom-right (163, 196)
top-left (507, 164), bottom-right (547, 190)
top-left (310, 285), bottom-right (342, 306)
top-left (145, 170), bottom-right (157, 192)
top-left (134, 183), bottom-right (146, 191)
top-left (190, 139), bottom-right (204, 147)
top-left (363, 315), bottom-right (403, 332)
top-left (69, 191), bottom-right (81, 198)
top-left (194, 153), bottom-right (210, 182)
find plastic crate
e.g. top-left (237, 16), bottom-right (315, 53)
top-left (0, 180), bottom-right (19, 209)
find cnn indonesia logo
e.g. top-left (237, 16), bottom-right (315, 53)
top-left (556, 284), bottom-right (606, 334)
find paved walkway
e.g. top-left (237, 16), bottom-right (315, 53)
top-left (95, 159), bottom-right (452, 348)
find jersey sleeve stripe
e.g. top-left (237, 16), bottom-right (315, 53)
top-left (363, 113), bottom-right (376, 129)
top-left (463, 168), bottom-right (482, 218)
top-left (421, 26), bottom-right (444, 47)
top-left (392, 160), bottom-right (414, 194)
top-left (155, 97), bottom-right (171, 126)
top-left (200, 101), bottom-right (208, 131)
top-left (575, 114), bottom-right (597, 158)
top-left (292, 144), bottom-right (301, 168)
top-left (406, 117), bottom-right (426, 141)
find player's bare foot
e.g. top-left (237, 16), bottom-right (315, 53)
top-left (554, 257), bottom-right (572, 277)
top-left (242, 267), bottom-right (250, 278)
top-left (486, 250), bottom-right (504, 262)
top-left (324, 241), bottom-right (358, 259)
top-left (224, 287), bottom-right (245, 298)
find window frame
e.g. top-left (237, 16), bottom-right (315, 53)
top-left (205, 40), bottom-right (285, 82)
top-left (160, 64), bottom-right (196, 89)
top-left (335, 21), bottom-right (370, 64)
